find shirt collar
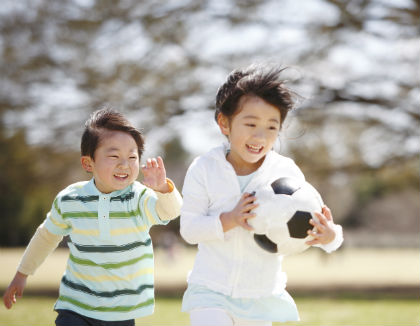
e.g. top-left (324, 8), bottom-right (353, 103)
top-left (86, 178), bottom-right (132, 197)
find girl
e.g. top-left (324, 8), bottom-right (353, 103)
top-left (180, 64), bottom-right (343, 326)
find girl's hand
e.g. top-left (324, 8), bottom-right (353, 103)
top-left (141, 156), bottom-right (170, 193)
top-left (3, 271), bottom-right (27, 309)
top-left (305, 206), bottom-right (336, 246)
top-left (220, 192), bottom-right (258, 232)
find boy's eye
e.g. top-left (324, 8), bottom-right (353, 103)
top-left (109, 155), bottom-right (118, 158)
top-left (245, 124), bottom-right (256, 127)
top-left (129, 156), bottom-right (138, 160)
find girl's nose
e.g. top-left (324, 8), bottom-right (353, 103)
top-left (253, 128), bottom-right (266, 140)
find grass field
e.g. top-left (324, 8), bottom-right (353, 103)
top-left (0, 296), bottom-right (418, 325)
top-left (1, 247), bottom-right (419, 325)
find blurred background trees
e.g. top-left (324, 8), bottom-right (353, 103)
top-left (1, 0), bottom-right (418, 247)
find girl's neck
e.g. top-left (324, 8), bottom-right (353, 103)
top-left (226, 152), bottom-right (265, 176)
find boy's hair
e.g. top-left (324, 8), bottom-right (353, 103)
top-left (81, 108), bottom-right (144, 159)
top-left (215, 64), bottom-right (295, 127)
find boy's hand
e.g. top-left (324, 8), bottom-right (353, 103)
top-left (220, 192), bottom-right (258, 232)
top-left (305, 206), bottom-right (336, 246)
top-left (141, 156), bottom-right (170, 193)
top-left (3, 271), bottom-right (27, 309)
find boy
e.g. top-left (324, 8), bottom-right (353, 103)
top-left (3, 108), bottom-right (182, 326)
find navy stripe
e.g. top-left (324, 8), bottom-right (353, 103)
top-left (111, 192), bottom-right (135, 202)
top-left (62, 276), bottom-right (153, 297)
top-left (62, 195), bottom-right (99, 203)
top-left (73, 239), bottom-right (152, 253)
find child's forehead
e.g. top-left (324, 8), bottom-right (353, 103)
top-left (235, 95), bottom-right (281, 119)
top-left (97, 129), bottom-right (136, 147)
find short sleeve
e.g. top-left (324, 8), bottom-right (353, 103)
top-left (43, 196), bottom-right (72, 236)
top-left (138, 188), bottom-right (170, 230)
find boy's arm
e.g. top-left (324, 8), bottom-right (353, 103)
top-left (155, 178), bottom-right (183, 221)
top-left (3, 223), bottom-right (62, 309)
top-left (17, 223), bottom-right (63, 275)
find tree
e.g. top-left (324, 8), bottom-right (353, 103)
top-left (1, 0), bottom-right (418, 245)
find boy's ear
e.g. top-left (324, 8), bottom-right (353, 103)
top-left (81, 156), bottom-right (93, 173)
top-left (217, 113), bottom-right (230, 136)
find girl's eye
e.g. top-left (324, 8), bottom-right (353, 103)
top-left (245, 124), bottom-right (255, 127)
top-left (129, 156), bottom-right (137, 160)
top-left (109, 155), bottom-right (118, 158)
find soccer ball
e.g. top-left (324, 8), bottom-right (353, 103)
top-left (248, 177), bottom-right (324, 255)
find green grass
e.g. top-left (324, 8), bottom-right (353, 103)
top-left (0, 296), bottom-right (418, 325)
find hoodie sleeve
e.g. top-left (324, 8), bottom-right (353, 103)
top-left (315, 223), bottom-right (344, 253)
top-left (180, 158), bottom-right (225, 245)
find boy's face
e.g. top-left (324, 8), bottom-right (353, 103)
top-left (81, 130), bottom-right (140, 193)
top-left (218, 95), bottom-right (281, 175)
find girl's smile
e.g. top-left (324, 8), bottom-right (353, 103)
top-left (246, 144), bottom-right (264, 154)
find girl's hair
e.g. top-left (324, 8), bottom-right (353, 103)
top-left (81, 108), bottom-right (144, 159)
top-left (215, 64), bottom-right (295, 127)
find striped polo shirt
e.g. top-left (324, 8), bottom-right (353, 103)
top-left (44, 178), bottom-right (168, 321)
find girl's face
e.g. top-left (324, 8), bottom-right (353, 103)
top-left (81, 130), bottom-right (140, 193)
top-left (218, 95), bottom-right (281, 175)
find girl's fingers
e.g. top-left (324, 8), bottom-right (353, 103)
top-left (244, 203), bottom-right (259, 213)
top-left (314, 212), bottom-right (328, 226)
top-left (322, 206), bottom-right (333, 221)
top-left (239, 219), bottom-right (253, 231)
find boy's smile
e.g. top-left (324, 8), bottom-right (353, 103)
top-left (218, 95), bottom-right (281, 175)
top-left (81, 130), bottom-right (140, 193)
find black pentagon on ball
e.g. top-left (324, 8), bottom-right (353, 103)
top-left (271, 177), bottom-right (301, 195)
top-left (287, 211), bottom-right (313, 239)
top-left (254, 234), bottom-right (278, 253)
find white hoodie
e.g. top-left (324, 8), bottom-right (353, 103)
top-left (180, 145), bottom-right (343, 298)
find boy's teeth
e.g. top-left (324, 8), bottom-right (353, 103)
top-left (247, 144), bottom-right (262, 152)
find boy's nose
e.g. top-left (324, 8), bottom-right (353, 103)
top-left (118, 159), bottom-right (129, 167)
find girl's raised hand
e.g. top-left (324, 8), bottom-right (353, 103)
top-left (141, 156), bottom-right (170, 193)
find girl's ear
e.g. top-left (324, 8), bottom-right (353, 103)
top-left (217, 113), bottom-right (230, 136)
top-left (81, 156), bottom-right (93, 173)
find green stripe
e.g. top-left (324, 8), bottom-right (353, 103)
top-left (69, 253), bottom-right (153, 269)
top-left (109, 210), bottom-right (139, 219)
top-left (139, 188), bottom-right (147, 198)
top-left (58, 295), bottom-right (154, 312)
top-left (62, 211), bottom-right (98, 219)
top-left (53, 199), bottom-right (62, 216)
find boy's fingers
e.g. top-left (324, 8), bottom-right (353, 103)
top-left (157, 156), bottom-right (165, 168)
top-left (16, 288), bottom-right (23, 297)
top-left (3, 289), bottom-right (14, 309)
